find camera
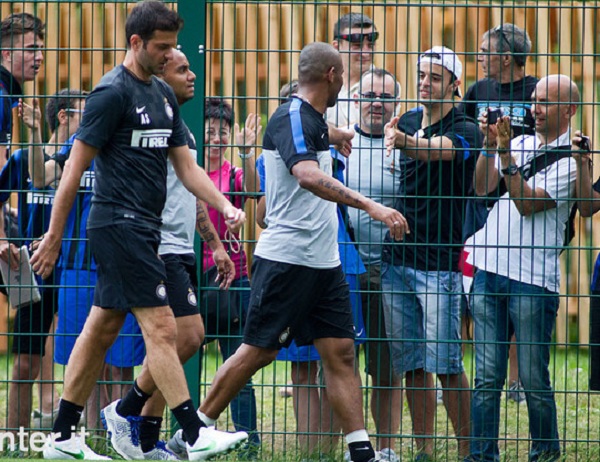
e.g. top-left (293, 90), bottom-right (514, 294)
top-left (487, 108), bottom-right (503, 125)
top-left (578, 135), bottom-right (591, 152)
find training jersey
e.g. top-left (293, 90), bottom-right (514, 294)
top-left (256, 96), bottom-right (339, 269)
top-left (77, 65), bottom-right (187, 230)
top-left (54, 134), bottom-right (96, 271)
top-left (0, 65), bottom-right (21, 147)
top-left (461, 76), bottom-right (538, 137)
top-left (159, 122), bottom-right (197, 256)
top-left (382, 106), bottom-right (481, 272)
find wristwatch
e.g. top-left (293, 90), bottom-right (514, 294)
top-left (501, 164), bottom-right (519, 176)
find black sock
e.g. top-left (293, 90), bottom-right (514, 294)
top-left (53, 399), bottom-right (84, 441)
top-left (116, 380), bottom-right (152, 417)
top-left (348, 441), bottom-right (375, 462)
top-left (172, 400), bottom-right (203, 446)
top-left (140, 416), bottom-right (163, 453)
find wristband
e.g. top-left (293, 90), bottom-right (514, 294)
top-left (481, 150), bottom-right (496, 158)
top-left (238, 148), bottom-right (255, 159)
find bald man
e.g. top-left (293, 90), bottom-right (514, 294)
top-left (189, 42), bottom-right (408, 462)
top-left (466, 74), bottom-right (579, 462)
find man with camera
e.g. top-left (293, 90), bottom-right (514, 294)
top-left (466, 74), bottom-right (579, 462)
top-left (383, 47), bottom-right (481, 460)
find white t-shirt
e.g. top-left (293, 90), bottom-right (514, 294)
top-left (469, 131), bottom-right (576, 293)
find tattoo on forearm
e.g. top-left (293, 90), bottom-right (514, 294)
top-left (196, 201), bottom-right (215, 243)
top-left (317, 178), bottom-right (362, 207)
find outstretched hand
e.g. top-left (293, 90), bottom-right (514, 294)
top-left (384, 116), bottom-right (403, 154)
top-left (30, 234), bottom-right (61, 279)
top-left (367, 202), bottom-right (409, 241)
top-left (18, 98), bottom-right (41, 130)
top-left (223, 205), bottom-right (246, 234)
top-left (212, 247), bottom-right (236, 289)
top-left (235, 113), bottom-right (262, 153)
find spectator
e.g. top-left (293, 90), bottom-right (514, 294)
top-left (344, 68), bottom-right (404, 460)
top-left (0, 13), bottom-right (44, 165)
top-left (467, 74), bottom-right (579, 462)
top-left (327, 12), bottom-right (378, 127)
top-left (383, 47), bottom-right (481, 459)
top-left (461, 22), bottom-right (538, 404)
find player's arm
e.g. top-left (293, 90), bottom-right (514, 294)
top-left (256, 197), bottom-right (267, 229)
top-left (169, 145), bottom-right (245, 232)
top-left (31, 139), bottom-right (97, 278)
top-left (195, 199), bottom-right (235, 289)
top-left (291, 159), bottom-right (409, 240)
top-left (384, 116), bottom-right (456, 161)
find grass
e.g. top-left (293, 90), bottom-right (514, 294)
top-left (0, 343), bottom-right (598, 460)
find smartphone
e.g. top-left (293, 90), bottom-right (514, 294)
top-left (487, 108), bottom-right (503, 125)
top-left (579, 135), bottom-right (591, 152)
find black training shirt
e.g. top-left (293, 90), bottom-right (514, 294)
top-left (78, 65), bottom-right (187, 229)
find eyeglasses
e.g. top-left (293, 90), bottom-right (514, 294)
top-left (493, 25), bottom-right (512, 52)
top-left (360, 92), bottom-right (396, 102)
top-left (65, 109), bottom-right (83, 114)
top-left (334, 31), bottom-right (379, 43)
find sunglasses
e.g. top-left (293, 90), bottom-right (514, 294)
top-left (420, 51), bottom-right (442, 61)
top-left (493, 25), bottom-right (512, 51)
top-left (360, 92), bottom-right (395, 101)
top-left (335, 31), bottom-right (379, 43)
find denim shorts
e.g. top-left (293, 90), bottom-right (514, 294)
top-left (381, 262), bottom-right (464, 375)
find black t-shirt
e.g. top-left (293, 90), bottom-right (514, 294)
top-left (78, 65), bottom-right (187, 229)
top-left (382, 106), bottom-right (482, 272)
top-left (0, 65), bottom-right (22, 146)
top-left (460, 76), bottom-right (538, 137)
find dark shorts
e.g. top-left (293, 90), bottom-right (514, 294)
top-left (244, 256), bottom-right (355, 350)
top-left (161, 252), bottom-right (199, 318)
top-left (360, 265), bottom-right (398, 384)
top-left (89, 224), bottom-right (169, 311)
top-left (12, 287), bottom-right (57, 355)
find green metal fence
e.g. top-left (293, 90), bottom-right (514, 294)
top-left (0, 1), bottom-right (598, 461)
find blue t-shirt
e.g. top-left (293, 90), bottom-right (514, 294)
top-left (54, 135), bottom-right (96, 271)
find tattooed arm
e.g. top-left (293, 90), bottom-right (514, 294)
top-left (291, 160), bottom-right (409, 241)
top-left (196, 199), bottom-right (236, 289)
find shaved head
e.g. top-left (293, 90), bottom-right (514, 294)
top-left (538, 74), bottom-right (580, 103)
top-left (298, 42), bottom-right (343, 84)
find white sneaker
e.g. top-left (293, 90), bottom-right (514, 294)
top-left (100, 400), bottom-right (144, 460)
top-left (186, 426), bottom-right (248, 461)
top-left (378, 448), bottom-right (400, 462)
top-left (166, 430), bottom-right (188, 460)
top-left (143, 441), bottom-right (178, 460)
top-left (43, 435), bottom-right (111, 460)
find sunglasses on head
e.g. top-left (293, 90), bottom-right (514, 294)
top-left (420, 52), bottom-right (442, 61)
top-left (493, 25), bottom-right (512, 51)
top-left (335, 31), bottom-right (379, 43)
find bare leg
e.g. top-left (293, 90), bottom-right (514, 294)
top-left (199, 343), bottom-right (278, 420)
top-left (8, 354), bottom-right (42, 430)
top-left (39, 317), bottom-right (59, 414)
top-left (405, 369), bottom-right (435, 456)
top-left (371, 375), bottom-right (402, 451)
top-left (438, 373), bottom-right (471, 457)
top-left (141, 314), bottom-right (204, 417)
top-left (314, 337), bottom-right (366, 435)
top-left (508, 335), bottom-right (519, 384)
top-left (61, 307), bottom-right (126, 406)
top-left (291, 361), bottom-right (320, 455)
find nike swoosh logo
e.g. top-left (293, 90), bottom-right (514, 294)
top-left (189, 440), bottom-right (216, 453)
top-left (136, 106), bottom-right (146, 114)
top-left (355, 328), bottom-right (364, 337)
top-left (56, 448), bottom-right (85, 459)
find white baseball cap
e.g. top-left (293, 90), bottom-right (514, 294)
top-left (417, 46), bottom-right (463, 81)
